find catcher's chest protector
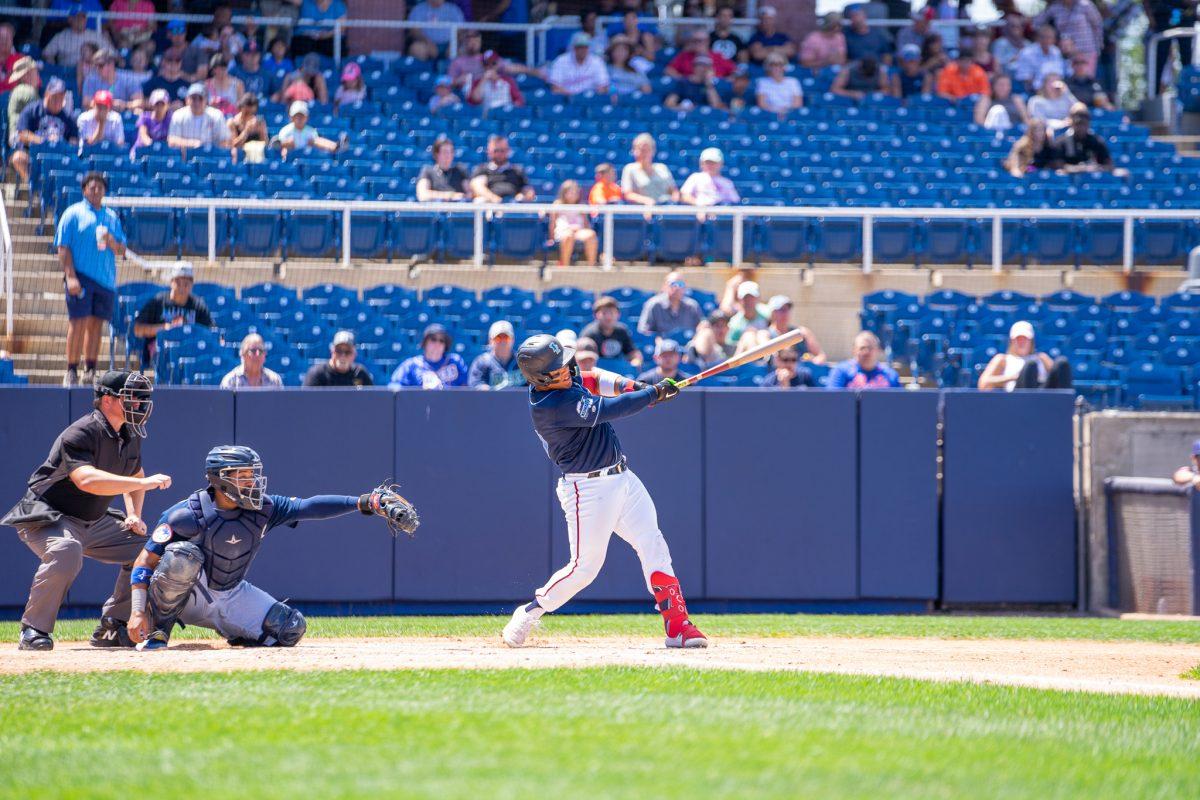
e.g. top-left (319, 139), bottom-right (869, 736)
top-left (186, 490), bottom-right (274, 591)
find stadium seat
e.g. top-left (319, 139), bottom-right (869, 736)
top-left (350, 212), bottom-right (390, 259)
top-left (233, 210), bottom-right (282, 258)
top-left (285, 211), bottom-right (339, 259)
top-left (1123, 363), bottom-right (1189, 409)
top-left (492, 215), bottom-right (546, 265)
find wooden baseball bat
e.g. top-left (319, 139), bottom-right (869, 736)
top-left (674, 328), bottom-right (806, 389)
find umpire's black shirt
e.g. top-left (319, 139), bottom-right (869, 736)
top-left (26, 411), bottom-right (142, 522)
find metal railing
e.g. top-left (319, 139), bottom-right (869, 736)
top-left (1, 187), bottom-right (12, 339)
top-left (1146, 24), bottom-right (1200, 100)
top-left (101, 196), bottom-right (1200, 274)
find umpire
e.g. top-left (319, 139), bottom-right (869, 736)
top-left (0, 371), bottom-right (173, 651)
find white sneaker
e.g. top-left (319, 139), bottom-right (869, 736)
top-left (502, 605), bottom-right (540, 648)
top-left (62, 370), bottom-right (77, 387)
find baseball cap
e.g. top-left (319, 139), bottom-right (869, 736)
top-left (556, 328), bottom-right (578, 348)
top-left (571, 31), bottom-right (592, 47)
top-left (421, 323), bottom-right (450, 343)
top-left (700, 147), bottom-right (724, 164)
top-left (654, 339), bottom-right (681, 356)
top-left (341, 62), bottom-right (362, 82)
top-left (1009, 320), bottom-right (1035, 340)
top-left (489, 320), bottom-right (515, 340)
top-left (167, 19), bottom-right (186, 34)
top-left (737, 281), bottom-right (760, 299)
top-left (899, 44), bottom-right (921, 61)
top-left (7, 57), bottom-right (35, 83)
top-left (95, 370), bottom-right (138, 395)
top-left (92, 89), bottom-right (113, 108)
top-left (483, 49), bottom-right (500, 65)
top-left (148, 88), bottom-right (170, 106)
top-left (575, 344), bottom-right (598, 364)
top-left (93, 48), bottom-right (116, 65)
top-left (1192, 439), bottom-right (1200, 457)
top-left (758, 5), bottom-right (777, 17)
top-left (766, 294), bottom-right (792, 313)
top-left (169, 264), bottom-right (194, 281)
top-left (289, 100), bottom-right (310, 117)
top-left (435, 75), bottom-right (453, 87)
top-left (45, 77), bottom-right (66, 95)
top-left (186, 81), bottom-right (206, 98)
top-left (67, 4), bottom-right (86, 17)
top-left (332, 330), bottom-right (356, 347)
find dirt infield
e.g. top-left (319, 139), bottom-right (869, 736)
top-left (4, 634), bottom-right (1200, 697)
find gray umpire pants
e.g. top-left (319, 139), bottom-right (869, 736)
top-left (17, 515), bottom-right (146, 633)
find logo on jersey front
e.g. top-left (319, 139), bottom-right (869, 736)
top-left (576, 397), bottom-right (595, 419)
top-left (151, 524), bottom-right (172, 544)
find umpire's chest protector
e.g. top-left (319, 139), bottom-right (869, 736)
top-left (186, 490), bottom-right (274, 591)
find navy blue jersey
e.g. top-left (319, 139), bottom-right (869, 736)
top-left (529, 376), bottom-right (656, 474)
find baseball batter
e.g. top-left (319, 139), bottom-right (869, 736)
top-left (126, 445), bottom-right (419, 650)
top-left (502, 334), bottom-right (707, 649)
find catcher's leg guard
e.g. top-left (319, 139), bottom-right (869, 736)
top-left (147, 541), bottom-right (203, 639)
top-left (651, 571), bottom-right (707, 649)
top-left (260, 601), bottom-right (306, 647)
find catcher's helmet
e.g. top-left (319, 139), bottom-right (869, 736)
top-left (205, 445), bottom-right (266, 510)
top-left (516, 333), bottom-right (576, 388)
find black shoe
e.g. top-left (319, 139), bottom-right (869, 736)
top-left (89, 616), bottom-right (134, 648)
top-left (18, 625), bottom-right (53, 651)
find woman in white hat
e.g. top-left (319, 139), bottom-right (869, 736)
top-left (977, 320), bottom-right (1072, 391)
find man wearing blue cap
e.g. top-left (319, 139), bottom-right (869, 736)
top-left (43, 4), bottom-right (113, 67)
top-left (1172, 441), bottom-right (1200, 490)
top-left (390, 324), bottom-right (469, 389)
top-left (635, 339), bottom-right (692, 385)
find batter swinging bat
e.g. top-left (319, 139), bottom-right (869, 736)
top-left (674, 328), bottom-right (807, 389)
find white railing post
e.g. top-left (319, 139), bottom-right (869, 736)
top-left (333, 20), bottom-right (343, 65)
top-left (526, 28), bottom-right (535, 66)
top-left (603, 209), bottom-right (614, 270)
top-left (449, 25), bottom-right (458, 58)
top-left (1123, 215), bottom-right (1134, 273)
top-left (0, 192), bottom-right (11, 339)
top-left (473, 210), bottom-right (484, 267)
top-left (207, 205), bottom-right (216, 264)
top-left (732, 212), bottom-right (743, 267)
top-left (341, 207), bottom-right (351, 268)
top-left (862, 213), bottom-right (873, 274)
top-left (992, 216), bottom-right (1002, 272)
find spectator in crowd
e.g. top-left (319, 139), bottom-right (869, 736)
top-left (43, 5), bottom-right (112, 67)
top-left (574, 338), bottom-right (603, 384)
top-left (799, 12), bottom-right (846, 70)
top-left (762, 295), bottom-right (826, 363)
top-left (828, 331), bottom-right (900, 389)
top-left (220, 333), bottom-right (284, 389)
top-left (0, 23), bottom-right (20, 91)
top-left (749, 5), bottom-right (796, 65)
top-left (1027, 73), bottom-right (1077, 128)
top-left (390, 324), bottom-right (468, 389)
top-left (168, 83), bottom-right (230, 151)
top-left (936, 48), bottom-right (990, 101)
top-left (976, 73), bottom-right (1028, 130)
top-left (1065, 52), bottom-right (1114, 110)
top-left (55, 172), bottom-right (125, 386)
top-left (977, 320), bottom-right (1072, 391)
top-left (550, 180), bottom-right (598, 267)
top-left (967, 30), bottom-right (996, 74)
top-left (408, 0), bottom-right (466, 61)
top-left (636, 339), bottom-right (688, 384)
top-left (263, 35), bottom-right (295, 75)
top-left (123, 46), bottom-right (154, 90)
top-left (259, 0), bottom-right (303, 45)
top-left (1171, 440), bottom-right (1200, 489)
top-left (724, 279), bottom-right (769, 346)
top-left (1014, 24), bottom-right (1065, 86)
top-left (991, 14), bottom-right (1029, 75)
top-left (549, 32), bottom-right (610, 95)
top-left (468, 320), bottom-right (525, 389)
top-left (665, 54), bottom-right (725, 111)
top-left (468, 53), bottom-right (524, 110)
top-left (417, 136), bottom-right (471, 201)
top-left (5, 58), bottom-right (40, 142)
top-left (447, 30), bottom-right (542, 92)
top-left (896, 8), bottom-right (933, 55)
top-left (142, 51), bottom-right (189, 110)
top-left (160, 20), bottom-right (201, 80)
top-left (920, 33), bottom-right (949, 74)
top-left (687, 310), bottom-right (736, 369)
top-left (581, 295), bottom-right (642, 367)
top-left (638, 271), bottom-right (703, 338)
top-left (681, 147), bottom-right (740, 208)
top-left (204, 54), bottom-right (243, 115)
top-left (609, 8), bottom-right (655, 43)
top-left (891, 44), bottom-right (930, 98)
top-left (761, 349), bottom-right (817, 388)
top-left (277, 53), bottom-right (329, 104)
top-left (304, 330), bottom-right (374, 386)
top-left (756, 53), bottom-right (803, 115)
top-left (580, 10), bottom-right (609, 57)
top-left (82, 49), bottom-right (143, 111)
top-left (622, 133), bottom-right (679, 206)
top-left (721, 65), bottom-right (757, 112)
top-left (589, 162), bottom-right (622, 205)
top-left (132, 88), bottom-right (172, 154)
top-left (709, 6), bottom-right (746, 63)
top-left (9, 79), bottom-right (77, 184)
top-left (107, 0), bottom-right (156, 51)
top-left (1004, 119), bottom-right (1057, 176)
top-left (431, 75), bottom-right (464, 111)
top-left (293, 0), bottom-right (347, 58)
top-left (276, 100), bottom-right (342, 154)
top-left (132, 264), bottom-right (214, 367)
top-left (227, 93), bottom-right (269, 161)
top-left (844, 4), bottom-right (893, 64)
top-left (334, 62), bottom-right (367, 109)
top-left (607, 36), bottom-right (652, 96)
top-left (1035, 0), bottom-right (1102, 77)
top-left (831, 57), bottom-right (890, 100)
top-left (1056, 103), bottom-right (1119, 174)
top-left (667, 30), bottom-right (735, 79)
top-left (471, 135), bottom-right (536, 202)
top-left (75, 41), bottom-right (100, 98)
top-left (1145, 0), bottom-right (1197, 95)
top-left (232, 46), bottom-right (273, 102)
top-left (632, 30), bottom-right (662, 74)
top-left (78, 90), bottom-right (125, 147)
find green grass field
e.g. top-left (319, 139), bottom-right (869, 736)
top-left (1, 614), bottom-right (1198, 799)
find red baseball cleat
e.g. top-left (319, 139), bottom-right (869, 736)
top-left (651, 570), bottom-right (708, 649)
top-left (666, 619), bottom-right (708, 649)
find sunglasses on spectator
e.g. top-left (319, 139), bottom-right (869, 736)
top-left (668, 280), bottom-right (686, 288)
top-left (777, 356), bottom-right (798, 364)
top-left (244, 346), bottom-right (265, 355)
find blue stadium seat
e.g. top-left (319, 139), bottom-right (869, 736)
top-left (1124, 363), bottom-right (1189, 409)
top-left (179, 209), bottom-right (231, 257)
top-left (873, 218), bottom-right (917, 263)
top-left (285, 211), bottom-right (339, 259)
top-left (232, 210), bottom-right (282, 258)
top-left (605, 216), bottom-right (649, 261)
top-left (653, 217), bottom-right (701, 264)
top-left (424, 285), bottom-right (475, 308)
top-left (1102, 291), bottom-right (1154, 313)
top-left (493, 215), bottom-right (546, 264)
top-left (349, 212), bottom-right (390, 259)
top-left (124, 207), bottom-right (177, 256)
top-left (302, 283), bottom-right (358, 307)
top-left (440, 213), bottom-right (478, 261)
top-left (812, 218), bottom-right (861, 262)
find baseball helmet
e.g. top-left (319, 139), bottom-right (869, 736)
top-left (94, 370), bottom-right (153, 438)
top-left (205, 445), bottom-right (266, 510)
top-left (516, 333), bottom-right (576, 388)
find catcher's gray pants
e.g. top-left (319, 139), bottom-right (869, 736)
top-left (180, 573), bottom-right (279, 642)
top-left (17, 516), bottom-right (145, 633)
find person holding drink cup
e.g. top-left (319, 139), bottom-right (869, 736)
top-left (54, 172), bottom-right (127, 387)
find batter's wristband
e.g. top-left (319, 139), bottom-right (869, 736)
top-left (357, 494), bottom-right (373, 514)
top-left (131, 566), bottom-right (153, 586)
top-left (130, 585), bottom-right (147, 615)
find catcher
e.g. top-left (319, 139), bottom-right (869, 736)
top-left (126, 445), bottom-right (418, 650)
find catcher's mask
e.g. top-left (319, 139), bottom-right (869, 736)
top-left (205, 445), bottom-right (267, 510)
top-left (95, 370), bottom-right (154, 437)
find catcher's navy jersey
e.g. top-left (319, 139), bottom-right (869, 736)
top-left (529, 376), bottom-right (656, 474)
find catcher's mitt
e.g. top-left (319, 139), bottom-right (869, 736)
top-left (359, 482), bottom-right (420, 537)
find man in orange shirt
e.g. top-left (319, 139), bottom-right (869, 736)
top-left (936, 50), bottom-right (990, 101)
top-left (588, 162), bottom-right (622, 205)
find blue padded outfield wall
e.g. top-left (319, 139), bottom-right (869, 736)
top-left (0, 387), bottom-right (1076, 611)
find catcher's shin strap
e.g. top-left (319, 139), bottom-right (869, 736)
top-left (564, 456), bottom-right (627, 481)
